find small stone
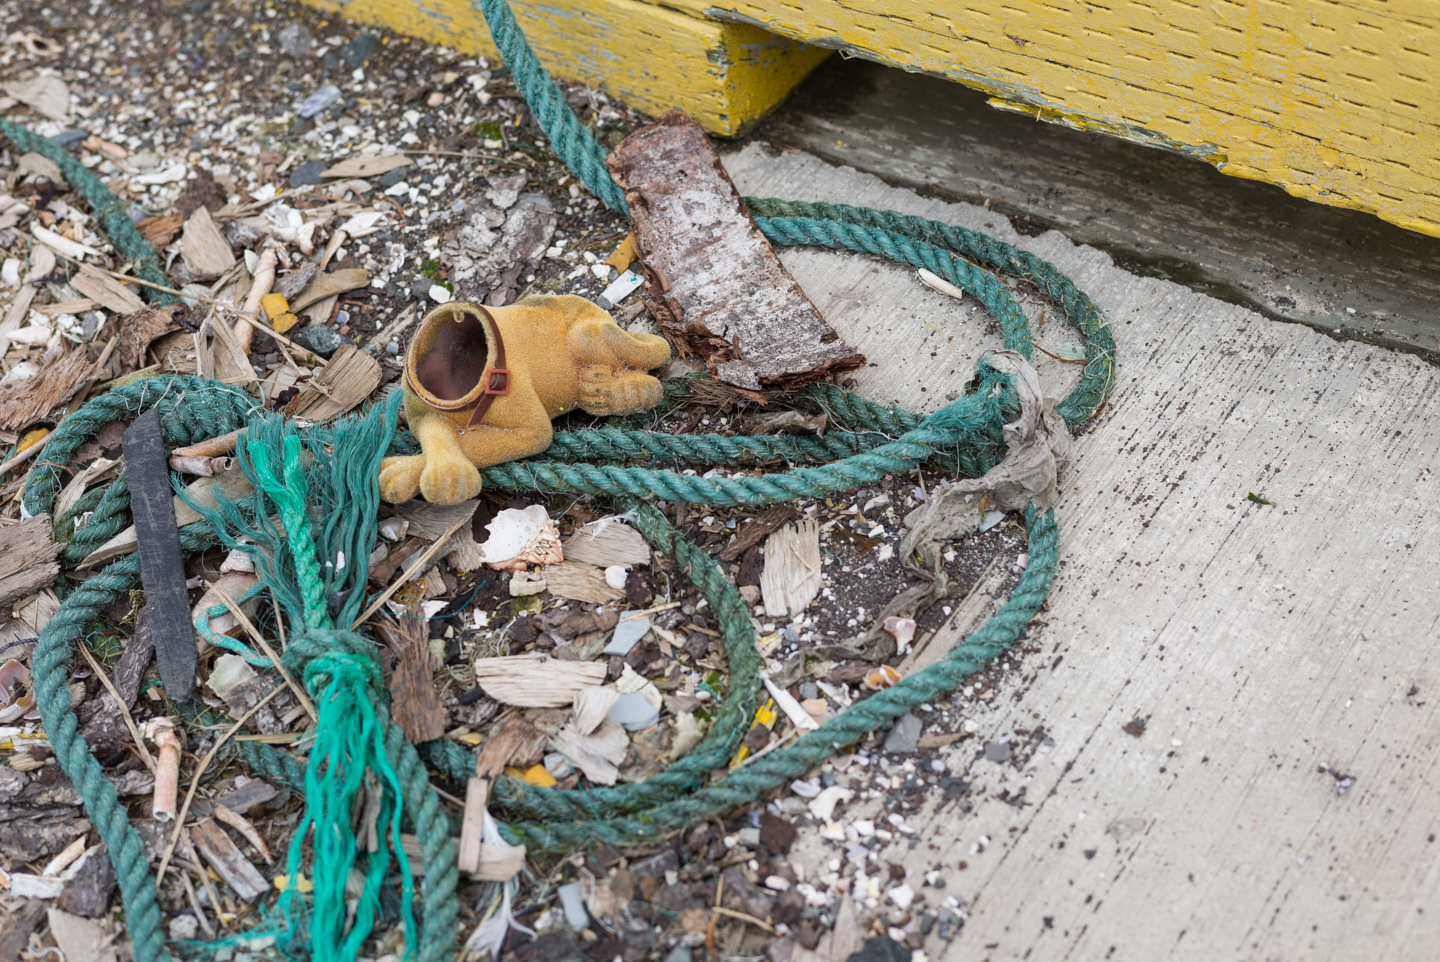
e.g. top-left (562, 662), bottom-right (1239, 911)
top-left (290, 324), bottom-right (352, 358)
top-left (759, 812), bottom-right (797, 853)
top-left (289, 160), bottom-right (329, 187)
top-left (168, 915), bottom-right (200, 941)
top-left (278, 23), bottom-right (314, 57)
top-left (737, 827), bottom-right (761, 848)
top-left (884, 713), bottom-right (922, 754)
top-left (663, 947), bottom-right (692, 962)
top-left (339, 34), bottom-right (379, 68)
top-left (378, 167), bottom-right (407, 188)
top-left (984, 741), bottom-right (1010, 762)
top-left (296, 85), bottom-right (342, 119)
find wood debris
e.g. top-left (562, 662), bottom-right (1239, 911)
top-left (0, 514), bottom-right (60, 607)
top-left (472, 654), bottom-right (606, 708)
top-left (113, 305), bottom-right (181, 369)
top-left (79, 465), bottom-right (254, 569)
top-left (719, 504), bottom-right (799, 562)
top-left (322, 155), bottom-right (412, 179)
top-left (289, 267), bottom-right (368, 313)
top-left (282, 343), bottom-right (380, 421)
top-left (0, 348), bottom-right (94, 431)
top-left (190, 820), bottom-right (269, 901)
top-left (760, 520), bottom-right (823, 619)
top-left (69, 263), bottom-right (145, 315)
top-left (3, 77), bottom-right (69, 121)
top-left (561, 521), bottom-right (650, 568)
top-left (180, 207), bottom-right (235, 278)
top-left (474, 715), bottom-right (548, 777)
top-left (376, 612), bottom-right (448, 744)
top-left (550, 719), bottom-right (628, 786)
top-left (609, 110), bottom-right (864, 391)
top-left (542, 561), bottom-right (625, 605)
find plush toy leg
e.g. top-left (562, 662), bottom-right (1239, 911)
top-left (413, 414), bottom-right (486, 505)
top-left (576, 365), bottom-right (664, 416)
top-left (569, 319), bottom-right (672, 372)
top-left (378, 454), bottom-right (427, 504)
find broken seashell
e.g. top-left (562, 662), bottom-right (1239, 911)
top-left (864, 665), bottom-right (902, 691)
top-left (882, 616), bottom-right (917, 654)
top-left (479, 505), bottom-right (563, 572)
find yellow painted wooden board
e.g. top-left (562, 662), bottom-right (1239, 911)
top-left (302, 0), bottom-right (828, 136)
top-left (683, 0), bottom-right (1440, 236)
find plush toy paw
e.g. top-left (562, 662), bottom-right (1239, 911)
top-left (576, 365), bottom-right (665, 416)
top-left (419, 452), bottom-right (484, 505)
top-left (379, 455), bottom-right (425, 504)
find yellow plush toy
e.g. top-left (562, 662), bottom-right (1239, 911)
top-left (379, 295), bottom-right (671, 505)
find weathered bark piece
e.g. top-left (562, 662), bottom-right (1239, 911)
top-left (57, 850), bottom-right (117, 919)
top-left (718, 504), bottom-right (800, 563)
top-left (123, 409), bottom-right (195, 702)
top-left (472, 654), bottom-right (607, 708)
top-left (0, 514), bottom-right (59, 607)
top-left (474, 714), bottom-right (548, 777)
top-left (114, 305), bottom-right (181, 370)
top-left (78, 468), bottom-right (254, 570)
top-left (322, 155), bottom-right (411, 179)
top-left (180, 207), bottom-right (235, 278)
top-left (81, 610), bottom-right (154, 745)
top-left (190, 820), bottom-right (268, 901)
top-left (376, 615), bottom-right (448, 744)
top-left (0, 349), bottom-right (95, 431)
top-left (609, 110), bottom-right (864, 391)
top-left (46, 908), bottom-right (115, 962)
top-left (282, 344), bottom-right (380, 422)
top-left (760, 519), bottom-right (823, 620)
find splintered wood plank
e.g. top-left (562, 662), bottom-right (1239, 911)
top-left (283, 344), bottom-right (380, 421)
top-left (0, 349), bottom-right (94, 431)
top-left (608, 110), bottom-right (863, 391)
top-left (70, 263), bottom-right (145, 315)
top-left (472, 654), bottom-right (606, 708)
top-left (0, 514), bottom-right (59, 607)
top-left (190, 820), bottom-right (268, 901)
top-left (474, 714), bottom-right (548, 778)
top-left (180, 207), bottom-right (235, 278)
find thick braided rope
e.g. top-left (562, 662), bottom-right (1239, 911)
top-left (0, 120), bottom-right (174, 304)
top-left (474, 0), bottom-right (628, 215)
top-left (32, 529), bottom-right (214, 962)
top-left (748, 199), bottom-right (1118, 426)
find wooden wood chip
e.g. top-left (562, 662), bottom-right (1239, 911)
top-left (114, 305), bottom-right (181, 370)
top-left (180, 207), bottom-right (235, 278)
top-left (0, 348), bottom-right (94, 431)
top-left (190, 820), bottom-right (269, 901)
top-left (562, 522), bottom-right (650, 568)
top-left (550, 719), bottom-right (628, 786)
top-left (760, 519), bottom-right (823, 620)
top-left (0, 899), bottom-right (47, 962)
top-left (543, 561), bottom-right (625, 605)
top-left (321, 155), bottom-right (412, 179)
top-left (70, 262), bottom-right (145, 315)
top-left (135, 213), bottom-right (184, 247)
top-left (0, 514), bottom-right (59, 607)
top-left (3, 77), bottom-right (69, 122)
top-left (609, 110), bottom-right (864, 391)
top-left (282, 343), bottom-right (380, 421)
top-left (376, 611), bottom-right (448, 744)
top-left (572, 685), bottom-right (620, 736)
top-left (393, 499), bottom-right (486, 572)
top-left (718, 504), bottom-right (799, 562)
top-left (916, 732), bottom-right (966, 749)
top-left (288, 267), bottom-right (369, 313)
top-left (474, 714), bottom-right (548, 777)
top-left (456, 776), bottom-right (488, 874)
top-left (472, 654), bottom-right (607, 708)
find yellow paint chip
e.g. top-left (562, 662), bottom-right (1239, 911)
top-left (604, 234), bottom-right (638, 273)
top-left (261, 293), bottom-right (290, 321)
top-left (505, 764), bottom-right (558, 787)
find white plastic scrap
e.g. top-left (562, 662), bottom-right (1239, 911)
top-left (596, 269), bottom-right (644, 310)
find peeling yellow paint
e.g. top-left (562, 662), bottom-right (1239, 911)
top-left (690, 0), bottom-right (1440, 236)
top-left (301, 0), bottom-right (829, 136)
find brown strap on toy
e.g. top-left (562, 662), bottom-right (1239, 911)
top-left (465, 306), bottom-right (511, 427)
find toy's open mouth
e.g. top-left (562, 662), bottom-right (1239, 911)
top-left (409, 302), bottom-right (495, 408)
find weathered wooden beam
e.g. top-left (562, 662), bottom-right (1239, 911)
top-left (0, 514), bottom-right (60, 607)
top-left (611, 110), bottom-right (864, 392)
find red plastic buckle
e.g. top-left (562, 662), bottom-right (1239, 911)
top-left (484, 368), bottom-right (511, 395)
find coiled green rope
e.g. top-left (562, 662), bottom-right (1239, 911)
top-left (13, 0), bottom-right (1118, 957)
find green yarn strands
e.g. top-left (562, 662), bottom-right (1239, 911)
top-left (192, 393), bottom-right (420, 962)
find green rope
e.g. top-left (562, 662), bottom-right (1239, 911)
top-left (17, 2), bottom-right (1122, 957)
top-left (0, 120), bottom-right (175, 304)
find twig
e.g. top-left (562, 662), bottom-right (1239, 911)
top-left (177, 872), bottom-right (216, 939)
top-left (714, 906), bottom-right (777, 934)
top-left (733, 727), bottom-right (798, 769)
top-left (74, 640), bottom-right (156, 772)
top-left (212, 586), bottom-right (317, 724)
top-left (351, 516), bottom-right (469, 629)
top-left (1032, 342), bottom-right (1087, 364)
top-left (0, 434), bottom-right (48, 476)
top-left (154, 682), bottom-right (285, 886)
top-left (169, 428), bottom-right (243, 460)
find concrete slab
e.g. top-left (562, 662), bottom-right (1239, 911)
top-left (761, 58), bottom-right (1440, 363)
top-left (723, 144), bottom-right (1440, 961)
